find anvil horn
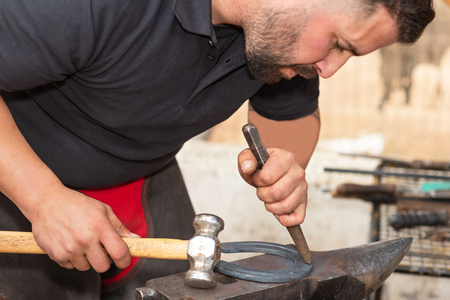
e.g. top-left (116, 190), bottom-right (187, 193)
top-left (311, 237), bottom-right (412, 299)
top-left (136, 238), bottom-right (413, 300)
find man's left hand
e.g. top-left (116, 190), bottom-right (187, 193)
top-left (238, 147), bottom-right (308, 227)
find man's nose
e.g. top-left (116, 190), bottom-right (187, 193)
top-left (315, 53), bottom-right (352, 79)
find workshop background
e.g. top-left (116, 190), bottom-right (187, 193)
top-left (177, 1), bottom-right (450, 299)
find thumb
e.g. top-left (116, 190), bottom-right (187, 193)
top-left (238, 149), bottom-right (259, 188)
top-left (118, 224), bottom-right (141, 238)
top-left (104, 204), bottom-right (141, 238)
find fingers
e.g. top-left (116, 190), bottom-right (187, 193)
top-left (256, 165), bottom-right (306, 203)
top-left (98, 206), bottom-right (135, 269)
top-left (69, 253), bottom-right (93, 272)
top-left (107, 207), bottom-right (141, 238)
top-left (44, 236), bottom-right (107, 272)
top-left (272, 194), bottom-right (308, 227)
top-left (238, 148), bottom-right (258, 186)
top-left (98, 231), bottom-right (131, 270)
top-left (46, 226), bottom-right (129, 272)
top-left (239, 147), bottom-right (308, 227)
top-left (55, 260), bottom-right (75, 271)
top-left (32, 192), bottom-right (134, 273)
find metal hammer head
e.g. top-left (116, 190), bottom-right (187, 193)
top-left (184, 214), bottom-right (224, 289)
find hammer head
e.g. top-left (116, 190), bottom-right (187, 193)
top-left (184, 214), bottom-right (224, 289)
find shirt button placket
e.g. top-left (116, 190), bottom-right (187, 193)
top-left (207, 39), bottom-right (217, 61)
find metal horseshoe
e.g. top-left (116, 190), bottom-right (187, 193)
top-left (214, 241), bottom-right (313, 283)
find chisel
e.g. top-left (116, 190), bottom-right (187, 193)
top-left (242, 123), bottom-right (312, 264)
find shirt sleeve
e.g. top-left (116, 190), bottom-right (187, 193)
top-left (0, 0), bottom-right (96, 92)
top-left (249, 75), bottom-right (319, 121)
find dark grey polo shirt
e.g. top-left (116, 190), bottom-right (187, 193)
top-left (0, 0), bottom-right (319, 189)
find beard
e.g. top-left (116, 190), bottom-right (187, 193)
top-left (247, 53), bottom-right (318, 84)
top-left (242, 6), bottom-right (318, 84)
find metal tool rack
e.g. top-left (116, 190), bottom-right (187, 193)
top-left (325, 163), bottom-right (450, 300)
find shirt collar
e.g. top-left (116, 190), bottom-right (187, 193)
top-left (172, 0), bottom-right (217, 43)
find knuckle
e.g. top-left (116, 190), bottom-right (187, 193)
top-left (279, 201), bottom-right (293, 213)
top-left (51, 253), bottom-right (70, 265)
top-left (270, 186), bottom-right (285, 201)
top-left (103, 204), bottom-right (113, 213)
top-left (294, 168), bottom-right (306, 180)
top-left (256, 188), bottom-right (270, 202)
top-left (63, 243), bottom-right (77, 256)
top-left (93, 262), bottom-right (111, 273)
top-left (297, 214), bottom-right (306, 224)
top-left (96, 222), bottom-right (112, 236)
top-left (258, 172), bottom-right (273, 186)
top-left (76, 263), bottom-right (92, 272)
top-left (109, 244), bottom-right (130, 262)
top-left (75, 235), bottom-right (92, 248)
top-left (60, 263), bottom-right (74, 269)
top-left (285, 151), bottom-right (296, 164)
top-left (264, 203), bottom-right (273, 213)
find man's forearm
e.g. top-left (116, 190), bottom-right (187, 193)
top-left (0, 94), bottom-right (133, 272)
top-left (0, 95), bottom-right (63, 220)
top-left (248, 106), bottom-right (320, 169)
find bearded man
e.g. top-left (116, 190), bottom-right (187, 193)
top-left (0, 0), bottom-right (434, 298)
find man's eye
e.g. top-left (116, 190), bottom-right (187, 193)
top-left (335, 42), bottom-right (345, 52)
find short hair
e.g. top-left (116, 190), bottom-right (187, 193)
top-left (363, 0), bottom-right (435, 44)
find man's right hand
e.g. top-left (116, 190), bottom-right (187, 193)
top-left (29, 184), bottom-right (136, 272)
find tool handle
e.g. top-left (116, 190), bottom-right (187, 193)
top-left (242, 123), bottom-right (312, 264)
top-left (397, 199), bottom-right (450, 213)
top-left (389, 210), bottom-right (449, 230)
top-left (340, 153), bottom-right (450, 171)
top-left (411, 160), bottom-right (450, 171)
top-left (334, 183), bottom-right (397, 197)
top-left (0, 231), bottom-right (188, 260)
top-left (242, 123), bottom-right (270, 169)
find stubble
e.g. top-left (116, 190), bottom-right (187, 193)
top-left (242, 6), bottom-right (318, 84)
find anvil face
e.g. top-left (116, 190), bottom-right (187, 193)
top-left (138, 238), bottom-right (412, 300)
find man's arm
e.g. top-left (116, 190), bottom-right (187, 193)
top-left (238, 106), bottom-right (320, 227)
top-left (248, 106), bottom-right (320, 169)
top-left (0, 94), bottom-right (134, 272)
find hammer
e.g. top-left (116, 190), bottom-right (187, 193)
top-left (0, 213), bottom-right (224, 289)
top-left (242, 123), bottom-right (313, 265)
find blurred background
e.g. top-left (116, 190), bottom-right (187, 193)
top-left (177, 1), bottom-right (450, 299)
top-left (208, 0), bottom-right (450, 160)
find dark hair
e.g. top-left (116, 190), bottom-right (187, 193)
top-left (364, 0), bottom-right (435, 44)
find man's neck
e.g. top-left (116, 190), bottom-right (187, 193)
top-left (211, 0), bottom-right (245, 26)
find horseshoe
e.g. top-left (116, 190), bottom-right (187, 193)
top-left (214, 241), bottom-right (313, 283)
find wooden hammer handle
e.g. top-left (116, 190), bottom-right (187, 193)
top-left (0, 231), bottom-right (188, 260)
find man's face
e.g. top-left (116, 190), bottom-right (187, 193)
top-left (243, 3), bottom-right (398, 84)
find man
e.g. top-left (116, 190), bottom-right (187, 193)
top-left (0, 0), bottom-right (434, 298)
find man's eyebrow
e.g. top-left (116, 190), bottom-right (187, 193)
top-left (343, 39), bottom-right (361, 56)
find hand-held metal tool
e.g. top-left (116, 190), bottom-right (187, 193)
top-left (333, 183), bottom-right (450, 200)
top-left (389, 210), bottom-right (449, 230)
top-left (339, 152), bottom-right (450, 171)
top-left (242, 123), bottom-right (313, 265)
top-left (184, 214), bottom-right (224, 288)
top-left (0, 213), bottom-right (224, 289)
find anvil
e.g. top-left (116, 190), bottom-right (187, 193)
top-left (135, 237), bottom-right (411, 300)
